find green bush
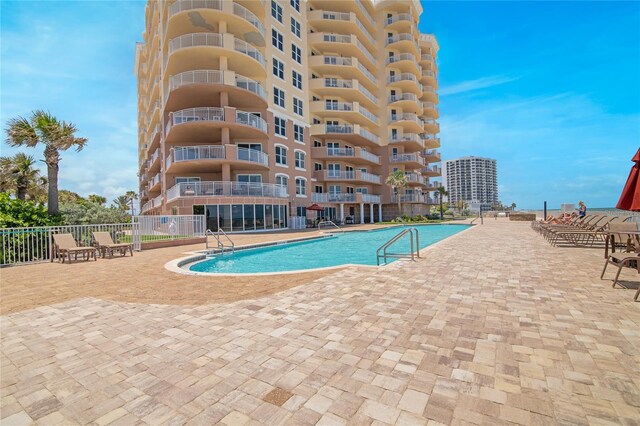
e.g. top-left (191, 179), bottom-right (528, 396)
top-left (59, 201), bottom-right (130, 225)
top-left (0, 193), bottom-right (60, 228)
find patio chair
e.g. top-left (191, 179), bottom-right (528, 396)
top-left (92, 231), bottom-right (134, 258)
top-left (601, 243), bottom-right (640, 301)
top-left (52, 233), bottom-right (97, 263)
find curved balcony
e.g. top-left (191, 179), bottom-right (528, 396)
top-left (420, 133), bottom-right (440, 149)
top-left (386, 53), bottom-right (420, 75)
top-left (164, 33), bottom-right (265, 79)
top-left (392, 193), bottom-right (427, 204)
top-left (389, 133), bottom-right (423, 151)
top-left (165, 70), bottom-right (267, 111)
top-left (388, 93), bottom-right (422, 114)
top-left (390, 153), bottom-right (425, 169)
top-left (420, 69), bottom-right (437, 86)
top-left (310, 101), bottom-right (378, 127)
top-left (309, 78), bottom-right (378, 109)
top-left (314, 170), bottom-right (382, 185)
top-left (308, 33), bottom-right (376, 69)
top-left (312, 192), bottom-right (381, 204)
top-left (405, 172), bottom-right (427, 187)
top-left (309, 56), bottom-right (377, 90)
top-left (389, 113), bottom-right (424, 134)
top-left (165, 107), bottom-right (225, 139)
top-left (148, 172), bottom-right (162, 192)
top-left (387, 73), bottom-right (422, 95)
top-left (147, 123), bottom-right (162, 152)
top-left (165, 107), bottom-right (267, 143)
top-left (421, 165), bottom-right (441, 177)
top-left (422, 101), bottom-right (439, 118)
top-left (311, 146), bottom-right (381, 165)
top-left (147, 147), bottom-right (162, 173)
top-left (384, 13), bottom-right (413, 30)
top-left (310, 123), bottom-right (380, 146)
top-left (422, 118), bottom-right (440, 134)
top-left (165, 145), bottom-right (269, 173)
top-left (166, 181), bottom-right (288, 202)
top-left (422, 149), bottom-right (441, 163)
top-left (385, 33), bottom-right (419, 56)
top-left (420, 53), bottom-right (435, 67)
top-left (167, 0), bottom-right (265, 38)
top-left (307, 10), bottom-right (376, 51)
top-left (421, 86), bottom-right (439, 103)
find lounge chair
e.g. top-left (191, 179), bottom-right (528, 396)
top-left (601, 243), bottom-right (640, 301)
top-left (92, 231), bottom-right (134, 258)
top-left (547, 216), bottom-right (617, 247)
top-left (52, 233), bottom-right (97, 263)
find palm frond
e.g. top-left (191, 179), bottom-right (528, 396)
top-left (4, 116), bottom-right (39, 148)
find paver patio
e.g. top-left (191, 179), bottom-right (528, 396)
top-left (1, 220), bottom-right (639, 425)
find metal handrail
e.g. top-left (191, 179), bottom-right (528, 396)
top-left (205, 228), bottom-right (235, 253)
top-left (376, 227), bottom-right (420, 266)
top-left (317, 220), bottom-right (343, 233)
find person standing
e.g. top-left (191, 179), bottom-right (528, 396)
top-left (577, 201), bottom-right (587, 218)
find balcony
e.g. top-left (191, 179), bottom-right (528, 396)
top-left (148, 123), bottom-right (162, 151)
top-left (405, 172), bottom-right (427, 186)
top-left (167, 0), bottom-right (265, 37)
top-left (387, 73), bottom-right (422, 95)
top-left (309, 56), bottom-right (377, 90)
top-left (312, 192), bottom-right (381, 204)
top-left (307, 10), bottom-right (376, 50)
top-left (385, 33), bottom-right (419, 55)
top-left (165, 107), bottom-right (268, 142)
top-left (390, 153), bottom-right (425, 169)
top-left (314, 170), bottom-right (382, 185)
top-left (164, 33), bottom-right (265, 78)
top-left (164, 70), bottom-right (267, 111)
top-left (421, 165), bottom-right (441, 177)
top-left (392, 193), bottom-right (427, 203)
top-left (236, 110), bottom-right (267, 133)
top-left (422, 149), bottom-right (441, 162)
top-left (389, 113), bottom-right (424, 133)
top-left (310, 124), bottom-right (380, 146)
top-left (388, 93), bottom-right (421, 114)
top-left (420, 133), bottom-right (440, 149)
top-left (310, 101), bottom-right (378, 127)
top-left (421, 86), bottom-right (438, 102)
top-left (389, 133), bottom-right (423, 151)
top-left (420, 69), bottom-right (437, 85)
top-left (148, 172), bottom-right (161, 192)
top-left (385, 13), bottom-right (413, 29)
top-left (422, 101), bottom-right (439, 118)
top-left (386, 53), bottom-right (420, 75)
top-left (308, 33), bottom-right (376, 68)
top-left (165, 145), bottom-right (269, 173)
top-left (148, 148), bottom-right (161, 172)
top-left (422, 118), bottom-right (440, 134)
top-left (311, 146), bottom-right (380, 165)
top-left (166, 181), bottom-right (288, 202)
top-left (309, 78), bottom-right (377, 108)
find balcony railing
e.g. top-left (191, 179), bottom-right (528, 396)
top-left (236, 110), bottom-right (267, 133)
top-left (173, 145), bottom-right (225, 163)
top-left (388, 73), bottom-right (419, 85)
top-left (324, 101), bottom-right (353, 112)
top-left (421, 54), bottom-right (433, 62)
top-left (359, 128), bottom-right (379, 144)
top-left (236, 147), bottom-right (268, 165)
top-left (390, 153), bottom-right (425, 166)
top-left (148, 172), bottom-right (161, 189)
top-left (168, 0), bottom-right (265, 36)
top-left (386, 33), bottom-right (415, 46)
top-left (362, 193), bottom-right (381, 203)
top-left (389, 133), bottom-right (422, 146)
top-left (386, 53), bottom-right (416, 65)
top-left (392, 194), bottom-right (426, 203)
top-left (405, 172), bottom-right (426, 185)
top-left (165, 70), bottom-right (266, 101)
top-left (360, 171), bottom-right (381, 184)
top-left (390, 113), bottom-right (421, 125)
top-left (357, 62), bottom-right (377, 85)
top-left (389, 93), bottom-right (418, 103)
top-left (422, 166), bottom-right (441, 174)
top-left (166, 107), bottom-right (224, 134)
top-left (167, 33), bottom-right (264, 68)
top-left (166, 181), bottom-right (288, 201)
top-left (385, 13), bottom-right (412, 26)
top-left (359, 150), bottom-right (380, 164)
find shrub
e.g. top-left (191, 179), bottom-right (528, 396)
top-left (59, 202), bottom-right (130, 225)
top-left (0, 193), bottom-right (60, 228)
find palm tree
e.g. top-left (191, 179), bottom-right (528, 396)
top-left (88, 194), bottom-right (107, 205)
top-left (436, 186), bottom-right (449, 220)
top-left (125, 191), bottom-right (138, 216)
top-left (510, 202), bottom-right (516, 211)
top-left (385, 170), bottom-right (409, 218)
top-left (0, 153), bottom-right (44, 201)
top-left (112, 195), bottom-right (130, 211)
top-left (5, 110), bottom-right (87, 215)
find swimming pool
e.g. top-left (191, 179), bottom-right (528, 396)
top-left (187, 224), bottom-right (470, 274)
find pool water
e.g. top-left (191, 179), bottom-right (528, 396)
top-left (189, 224), bottom-right (470, 274)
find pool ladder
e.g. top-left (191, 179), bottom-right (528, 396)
top-left (317, 220), bottom-right (344, 233)
top-left (206, 229), bottom-right (235, 254)
top-left (376, 227), bottom-right (420, 266)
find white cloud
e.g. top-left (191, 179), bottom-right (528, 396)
top-left (439, 75), bottom-right (520, 96)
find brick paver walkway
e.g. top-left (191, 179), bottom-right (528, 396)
top-left (1, 220), bottom-right (639, 425)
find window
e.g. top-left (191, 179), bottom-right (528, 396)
top-left (237, 175), bottom-right (262, 183)
top-left (293, 97), bottom-right (303, 116)
top-left (290, 0), bottom-right (300, 12)
top-left (295, 151), bottom-right (305, 169)
top-left (291, 44), bottom-right (301, 64)
top-left (275, 117), bottom-right (286, 137)
top-left (296, 206), bottom-right (306, 217)
top-left (296, 178), bottom-right (306, 196)
top-left (275, 145), bottom-right (288, 165)
top-left (291, 17), bottom-right (301, 38)
top-left (272, 29), bottom-right (283, 51)
top-left (276, 174), bottom-right (288, 190)
top-left (294, 124), bottom-right (304, 142)
top-left (273, 58), bottom-right (284, 79)
top-left (271, 1), bottom-right (282, 23)
top-left (274, 87), bottom-right (285, 107)
top-left (314, 163), bottom-right (322, 171)
top-left (315, 185), bottom-right (323, 193)
top-left (292, 70), bottom-right (302, 90)
top-left (356, 187), bottom-right (369, 194)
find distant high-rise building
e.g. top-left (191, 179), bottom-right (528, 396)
top-left (135, 0), bottom-right (441, 229)
top-left (442, 156), bottom-right (498, 210)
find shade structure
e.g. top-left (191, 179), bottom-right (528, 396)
top-left (306, 203), bottom-right (325, 211)
top-left (616, 148), bottom-right (640, 211)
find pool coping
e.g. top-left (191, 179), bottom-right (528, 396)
top-left (165, 223), bottom-right (475, 277)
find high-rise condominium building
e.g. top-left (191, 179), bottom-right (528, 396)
top-left (136, 0), bottom-right (441, 231)
top-left (442, 156), bottom-right (498, 209)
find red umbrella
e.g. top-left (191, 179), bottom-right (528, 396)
top-left (306, 204), bottom-right (325, 211)
top-left (616, 148), bottom-right (640, 211)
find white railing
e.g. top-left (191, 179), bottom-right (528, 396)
top-left (235, 75), bottom-right (267, 100)
top-left (386, 33), bottom-right (414, 46)
top-left (392, 194), bottom-right (426, 203)
top-left (386, 53), bottom-right (416, 65)
top-left (390, 154), bottom-right (424, 165)
top-left (312, 193), bottom-right (329, 203)
top-left (174, 145), bottom-right (226, 162)
top-left (388, 73), bottom-right (418, 84)
top-left (358, 106), bottom-right (377, 124)
top-left (362, 193), bottom-right (381, 203)
top-left (321, 11), bottom-right (350, 21)
top-left (389, 93), bottom-right (418, 103)
top-left (354, 15), bottom-right (376, 46)
top-left (324, 56), bottom-right (352, 66)
top-left (355, 0), bottom-right (375, 29)
top-left (0, 216), bottom-right (207, 265)
top-left (231, 2), bottom-right (265, 35)
top-left (236, 147), bottom-right (268, 165)
top-left (323, 78), bottom-right (352, 89)
top-left (168, 0), bottom-right (264, 35)
top-left (234, 38), bottom-right (265, 66)
top-left (422, 70), bottom-right (436, 79)
top-left (168, 70), bottom-right (223, 93)
top-left (423, 101), bottom-right (438, 112)
top-left (325, 101), bottom-right (353, 111)
top-left (359, 150), bottom-right (380, 164)
top-left (166, 181), bottom-right (288, 201)
top-left (357, 62), bottom-right (377, 84)
top-left (327, 147), bottom-right (355, 157)
top-left (405, 173), bottom-right (426, 185)
top-left (168, 107), bottom-right (224, 134)
top-left (422, 166), bottom-right (441, 174)
top-left (326, 171), bottom-right (356, 180)
top-left (236, 110), bottom-right (267, 132)
top-left (423, 86), bottom-right (437, 95)
top-left (323, 33), bottom-right (351, 44)
top-left (421, 54), bottom-right (433, 62)
top-left (150, 148), bottom-right (160, 165)
top-left (357, 84), bottom-right (377, 105)
top-left (360, 171), bottom-right (381, 184)
top-left (329, 193), bottom-right (357, 203)
top-left (359, 128), bottom-right (379, 144)
top-left (390, 113), bottom-right (421, 125)
top-left (421, 133), bottom-right (439, 144)
top-left (169, 32), bottom-right (223, 54)
top-left (355, 39), bottom-right (376, 65)
top-left (390, 133), bottom-right (421, 145)
top-left (386, 13), bottom-right (412, 26)
top-left (326, 124), bottom-right (354, 134)
top-left (149, 172), bottom-right (161, 189)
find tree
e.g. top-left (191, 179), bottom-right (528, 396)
top-left (88, 194), bottom-right (107, 205)
top-left (5, 110), bottom-right (88, 215)
top-left (125, 190), bottom-right (138, 216)
top-left (0, 153), bottom-right (45, 201)
top-left (385, 170), bottom-right (409, 218)
top-left (510, 202), bottom-right (516, 211)
top-left (436, 186), bottom-right (449, 220)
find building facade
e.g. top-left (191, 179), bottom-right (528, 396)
top-left (136, 0), bottom-right (441, 231)
top-left (442, 156), bottom-right (498, 211)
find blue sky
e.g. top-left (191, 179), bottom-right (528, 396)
top-left (1, 1), bottom-right (639, 209)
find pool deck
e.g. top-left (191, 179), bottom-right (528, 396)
top-left (1, 219), bottom-right (639, 424)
